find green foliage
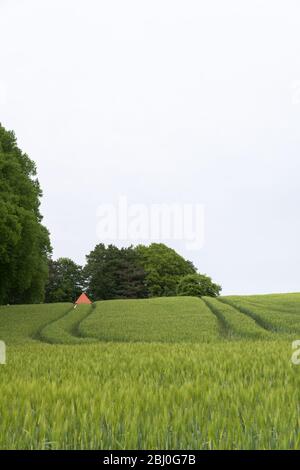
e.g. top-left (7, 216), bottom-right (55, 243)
top-left (45, 258), bottom-right (85, 303)
top-left (135, 243), bottom-right (197, 297)
top-left (177, 273), bottom-right (221, 298)
top-left (84, 243), bottom-right (217, 301)
top-left (85, 244), bottom-right (148, 300)
top-left (0, 124), bottom-right (51, 304)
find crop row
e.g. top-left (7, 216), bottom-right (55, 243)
top-left (223, 297), bottom-right (300, 335)
top-left (203, 297), bottom-right (273, 340)
top-left (39, 305), bottom-right (97, 344)
top-left (0, 303), bottom-right (72, 345)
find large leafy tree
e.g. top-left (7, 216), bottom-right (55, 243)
top-left (45, 258), bottom-right (85, 303)
top-left (114, 247), bottom-right (148, 299)
top-left (0, 124), bottom-right (51, 304)
top-left (85, 244), bottom-right (148, 300)
top-left (135, 243), bottom-right (197, 297)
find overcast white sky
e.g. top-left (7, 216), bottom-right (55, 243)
top-left (1, 0), bottom-right (300, 295)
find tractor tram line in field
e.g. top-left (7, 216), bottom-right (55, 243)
top-left (231, 298), bottom-right (300, 316)
top-left (220, 298), bottom-right (276, 333)
top-left (38, 304), bottom-right (98, 345)
top-left (69, 303), bottom-right (97, 340)
top-left (221, 298), bottom-right (300, 336)
top-left (33, 304), bottom-right (74, 343)
top-left (203, 297), bottom-right (273, 340)
top-left (202, 297), bottom-right (230, 339)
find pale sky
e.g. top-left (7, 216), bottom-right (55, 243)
top-left (1, 0), bottom-right (300, 295)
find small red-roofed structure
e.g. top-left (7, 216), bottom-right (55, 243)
top-left (75, 293), bottom-right (92, 305)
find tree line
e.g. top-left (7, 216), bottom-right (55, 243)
top-left (0, 124), bottom-right (221, 304)
top-left (45, 243), bottom-right (221, 303)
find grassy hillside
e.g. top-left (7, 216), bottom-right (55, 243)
top-left (0, 303), bottom-right (72, 345)
top-left (203, 297), bottom-right (274, 340)
top-left (39, 304), bottom-right (97, 344)
top-left (1, 293), bottom-right (300, 449)
top-left (79, 297), bottom-right (220, 343)
top-left (223, 294), bottom-right (300, 334)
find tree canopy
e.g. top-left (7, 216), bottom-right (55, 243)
top-left (177, 273), bottom-right (222, 298)
top-left (85, 244), bottom-right (148, 300)
top-left (0, 124), bottom-right (51, 304)
top-left (136, 243), bottom-right (197, 297)
top-left (45, 258), bottom-right (85, 303)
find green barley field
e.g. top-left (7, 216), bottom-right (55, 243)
top-left (1, 294), bottom-right (300, 449)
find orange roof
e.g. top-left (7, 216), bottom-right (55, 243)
top-left (75, 293), bottom-right (92, 305)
